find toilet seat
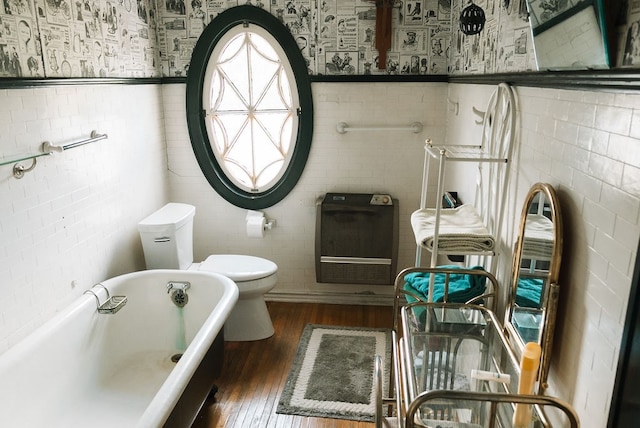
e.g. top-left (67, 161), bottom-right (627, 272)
top-left (193, 254), bottom-right (278, 297)
top-left (198, 254), bottom-right (277, 281)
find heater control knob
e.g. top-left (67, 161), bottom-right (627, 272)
top-left (370, 194), bottom-right (393, 205)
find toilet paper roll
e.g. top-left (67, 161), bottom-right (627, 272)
top-left (246, 216), bottom-right (266, 238)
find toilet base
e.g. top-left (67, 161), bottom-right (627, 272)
top-left (223, 296), bottom-right (274, 341)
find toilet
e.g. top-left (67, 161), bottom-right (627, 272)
top-left (137, 203), bottom-right (277, 341)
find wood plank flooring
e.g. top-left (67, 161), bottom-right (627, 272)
top-left (192, 301), bottom-right (393, 428)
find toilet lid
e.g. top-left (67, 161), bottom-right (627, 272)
top-left (199, 254), bottom-right (277, 281)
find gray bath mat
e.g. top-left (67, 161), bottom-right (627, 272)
top-left (276, 324), bottom-right (392, 422)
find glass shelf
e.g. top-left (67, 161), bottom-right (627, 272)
top-left (0, 151), bottom-right (50, 167)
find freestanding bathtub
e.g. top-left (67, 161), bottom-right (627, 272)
top-left (0, 269), bottom-right (239, 428)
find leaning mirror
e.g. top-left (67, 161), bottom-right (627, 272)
top-left (505, 183), bottom-right (563, 393)
top-left (526, 0), bottom-right (609, 70)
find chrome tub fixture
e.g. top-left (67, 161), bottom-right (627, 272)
top-left (84, 283), bottom-right (127, 314)
top-left (167, 281), bottom-right (191, 307)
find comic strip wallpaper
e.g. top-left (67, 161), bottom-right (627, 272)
top-left (157, 0), bottom-right (457, 77)
top-left (158, 0), bottom-right (535, 76)
top-left (0, 0), bottom-right (529, 78)
top-left (1, 0), bottom-right (160, 77)
top-left (0, 0), bottom-right (635, 79)
top-left (449, 0), bottom-right (537, 74)
top-left (156, 0), bottom-right (535, 77)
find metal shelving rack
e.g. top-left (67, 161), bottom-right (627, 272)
top-left (412, 83), bottom-right (516, 291)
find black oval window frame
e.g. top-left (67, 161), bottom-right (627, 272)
top-left (186, 5), bottom-right (314, 210)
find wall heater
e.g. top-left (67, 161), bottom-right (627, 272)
top-left (315, 193), bottom-right (399, 285)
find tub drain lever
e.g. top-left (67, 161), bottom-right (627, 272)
top-left (167, 281), bottom-right (190, 307)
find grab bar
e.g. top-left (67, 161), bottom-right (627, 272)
top-left (1, 130), bottom-right (108, 179)
top-left (42, 130), bottom-right (108, 153)
top-left (336, 122), bottom-right (423, 134)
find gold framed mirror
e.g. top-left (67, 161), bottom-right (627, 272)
top-left (505, 182), bottom-right (563, 393)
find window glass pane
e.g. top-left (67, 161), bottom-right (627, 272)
top-left (219, 55), bottom-right (250, 107)
top-left (255, 79), bottom-right (289, 110)
top-left (249, 54), bottom-right (279, 104)
top-left (217, 114), bottom-right (247, 146)
top-left (257, 162), bottom-right (284, 188)
top-left (218, 34), bottom-right (245, 63)
top-left (281, 115), bottom-right (293, 153)
top-left (250, 33), bottom-right (279, 61)
top-left (215, 80), bottom-right (247, 111)
top-left (255, 111), bottom-right (290, 143)
top-left (208, 116), bottom-right (227, 153)
top-left (207, 72), bottom-right (222, 110)
top-left (278, 68), bottom-right (293, 106)
top-left (226, 125), bottom-right (252, 165)
top-left (225, 162), bottom-right (251, 188)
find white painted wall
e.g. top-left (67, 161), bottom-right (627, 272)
top-left (0, 84), bottom-right (169, 353)
top-left (447, 83), bottom-right (640, 427)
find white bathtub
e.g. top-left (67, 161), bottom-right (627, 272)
top-left (0, 269), bottom-right (238, 428)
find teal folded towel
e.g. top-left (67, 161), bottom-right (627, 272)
top-left (515, 278), bottom-right (543, 308)
top-left (403, 265), bottom-right (487, 304)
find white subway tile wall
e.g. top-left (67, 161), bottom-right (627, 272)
top-left (0, 85), bottom-right (169, 353)
top-left (163, 82), bottom-right (448, 300)
top-left (447, 84), bottom-right (640, 427)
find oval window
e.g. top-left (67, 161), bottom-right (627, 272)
top-left (186, 6), bottom-right (313, 209)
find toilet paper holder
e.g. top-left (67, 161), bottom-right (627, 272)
top-left (246, 210), bottom-right (276, 232)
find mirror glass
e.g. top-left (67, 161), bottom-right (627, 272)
top-left (526, 0), bottom-right (610, 70)
top-left (506, 183), bottom-right (563, 392)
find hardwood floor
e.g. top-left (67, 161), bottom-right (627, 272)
top-left (192, 301), bottom-right (393, 428)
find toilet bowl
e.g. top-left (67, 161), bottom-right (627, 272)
top-left (192, 255), bottom-right (277, 341)
top-left (138, 203), bottom-right (277, 341)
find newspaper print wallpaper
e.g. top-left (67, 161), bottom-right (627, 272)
top-left (1, 0), bottom-right (160, 77)
top-left (449, 0), bottom-right (537, 74)
top-left (158, 0), bottom-right (538, 77)
top-left (0, 0), bottom-right (633, 79)
top-left (157, 0), bottom-right (456, 77)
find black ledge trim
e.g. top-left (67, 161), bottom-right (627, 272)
top-left (2, 69), bottom-right (639, 91)
top-left (308, 74), bottom-right (449, 83)
top-left (0, 77), bottom-right (163, 88)
top-left (162, 77), bottom-right (187, 84)
top-left (449, 70), bottom-right (640, 91)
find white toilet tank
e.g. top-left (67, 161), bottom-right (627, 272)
top-left (138, 203), bottom-right (196, 269)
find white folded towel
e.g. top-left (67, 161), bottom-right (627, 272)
top-left (411, 204), bottom-right (495, 252)
top-left (521, 214), bottom-right (554, 259)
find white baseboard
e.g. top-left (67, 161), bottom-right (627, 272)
top-left (265, 291), bottom-right (394, 306)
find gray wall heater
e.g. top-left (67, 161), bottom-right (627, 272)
top-left (315, 193), bottom-right (399, 285)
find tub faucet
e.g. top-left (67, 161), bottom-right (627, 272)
top-left (167, 281), bottom-right (190, 307)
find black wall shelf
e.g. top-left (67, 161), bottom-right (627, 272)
top-left (0, 70), bottom-right (638, 92)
